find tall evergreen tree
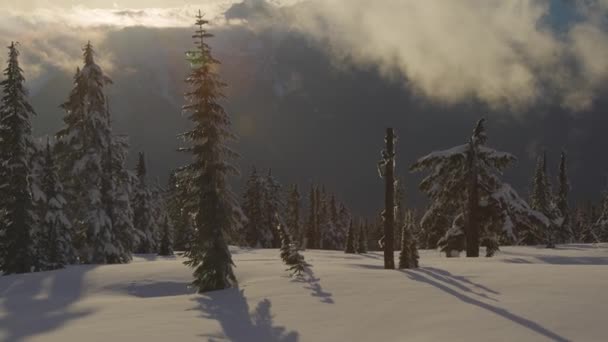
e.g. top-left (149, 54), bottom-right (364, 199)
top-left (37, 141), bottom-right (75, 270)
top-left (158, 213), bottom-right (174, 256)
top-left (0, 42), bottom-right (38, 274)
top-left (399, 211), bottom-right (419, 269)
top-left (108, 135), bottom-right (136, 262)
top-left (556, 151), bottom-right (572, 243)
top-left (180, 12), bottom-right (241, 292)
top-left (262, 169), bottom-right (283, 248)
top-left (132, 152), bottom-right (157, 253)
top-left (357, 220), bottom-right (368, 254)
top-left (286, 184), bottom-right (302, 245)
top-left (315, 185), bottom-right (325, 249)
top-left (166, 172), bottom-right (194, 251)
top-left (242, 166), bottom-right (265, 247)
top-left (530, 151), bottom-right (558, 247)
top-left (344, 219), bottom-right (356, 254)
top-left (305, 184), bottom-right (318, 249)
top-left (56, 42), bottom-right (121, 264)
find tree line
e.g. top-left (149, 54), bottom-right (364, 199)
top-left (2, 12), bottom-right (608, 293)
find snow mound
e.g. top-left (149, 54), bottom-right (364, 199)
top-left (2, 245), bottom-right (608, 341)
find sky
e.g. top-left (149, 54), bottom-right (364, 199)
top-left (0, 0), bottom-right (607, 214)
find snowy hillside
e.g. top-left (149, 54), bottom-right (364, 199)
top-left (2, 245), bottom-right (608, 341)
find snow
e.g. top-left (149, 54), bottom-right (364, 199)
top-left (2, 245), bottom-right (608, 341)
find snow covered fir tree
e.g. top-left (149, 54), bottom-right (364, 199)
top-left (178, 12), bottom-right (241, 293)
top-left (55, 42), bottom-right (134, 264)
top-left (0, 42), bottom-right (38, 274)
top-left (411, 119), bottom-right (550, 257)
top-left (132, 152), bottom-right (158, 253)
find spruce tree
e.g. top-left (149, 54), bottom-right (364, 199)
top-left (412, 119), bottom-right (549, 257)
top-left (399, 211), bottom-right (419, 269)
top-left (530, 151), bottom-right (558, 247)
top-left (37, 141), bottom-right (75, 270)
top-left (320, 192), bottom-right (343, 250)
top-left (556, 151), bottom-right (572, 243)
top-left (158, 213), bottom-right (174, 256)
top-left (166, 172), bottom-right (194, 251)
top-left (262, 169), bottom-right (283, 248)
top-left (108, 135), bottom-right (136, 262)
top-left (286, 184), bottom-right (302, 245)
top-left (0, 42), bottom-right (38, 274)
top-left (132, 152), bottom-right (157, 253)
top-left (277, 222), bottom-right (307, 277)
top-left (305, 184), bottom-right (317, 249)
top-left (56, 42), bottom-right (121, 264)
top-left (242, 166), bottom-right (265, 247)
top-left (315, 186), bottom-right (324, 248)
top-left (344, 219), bottom-right (356, 254)
top-left (357, 220), bottom-right (368, 254)
top-left (180, 12), bottom-right (240, 292)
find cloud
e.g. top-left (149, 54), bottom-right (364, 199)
top-left (288, 0), bottom-right (608, 111)
top-left (0, 0), bottom-right (607, 113)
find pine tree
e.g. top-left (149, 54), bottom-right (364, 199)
top-left (108, 135), bottom-right (136, 263)
top-left (132, 152), bottom-right (157, 253)
top-left (357, 220), bottom-right (368, 254)
top-left (166, 172), bottom-right (194, 251)
top-left (158, 213), bottom-right (174, 256)
top-left (556, 151), bottom-right (572, 243)
top-left (262, 169), bottom-right (283, 248)
top-left (530, 151), bottom-right (558, 247)
top-left (286, 184), bottom-right (302, 245)
top-left (0, 42), bottom-right (38, 274)
top-left (344, 219), bottom-right (356, 254)
top-left (37, 141), bottom-right (75, 270)
top-left (56, 42), bottom-right (122, 264)
top-left (277, 222), bottom-right (307, 277)
top-left (242, 166), bottom-right (265, 247)
top-left (315, 186), bottom-right (323, 248)
top-left (180, 12), bottom-right (240, 292)
top-left (320, 193), bottom-right (343, 250)
top-left (399, 212), bottom-right (419, 269)
top-left (305, 184), bottom-right (317, 249)
top-left (412, 119), bottom-right (549, 257)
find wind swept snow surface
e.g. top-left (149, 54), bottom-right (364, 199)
top-left (2, 245), bottom-right (608, 341)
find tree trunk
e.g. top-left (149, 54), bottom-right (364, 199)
top-left (465, 140), bottom-right (480, 257)
top-left (383, 128), bottom-right (396, 269)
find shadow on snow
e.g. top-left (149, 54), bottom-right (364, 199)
top-left (402, 268), bottom-right (571, 342)
top-left (194, 288), bottom-right (299, 342)
top-left (0, 265), bottom-right (96, 342)
top-left (291, 266), bottom-right (334, 304)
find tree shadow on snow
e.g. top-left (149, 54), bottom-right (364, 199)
top-left (291, 266), bottom-right (334, 304)
top-left (0, 265), bottom-right (96, 342)
top-left (422, 267), bottom-right (500, 296)
top-left (500, 251), bottom-right (608, 265)
top-left (105, 280), bottom-right (196, 298)
top-left (401, 269), bottom-right (571, 342)
top-left (194, 288), bottom-right (299, 342)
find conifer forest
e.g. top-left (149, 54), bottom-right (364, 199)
top-left (2, 1), bottom-right (608, 341)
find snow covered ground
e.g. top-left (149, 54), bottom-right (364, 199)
top-left (2, 245), bottom-right (608, 342)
